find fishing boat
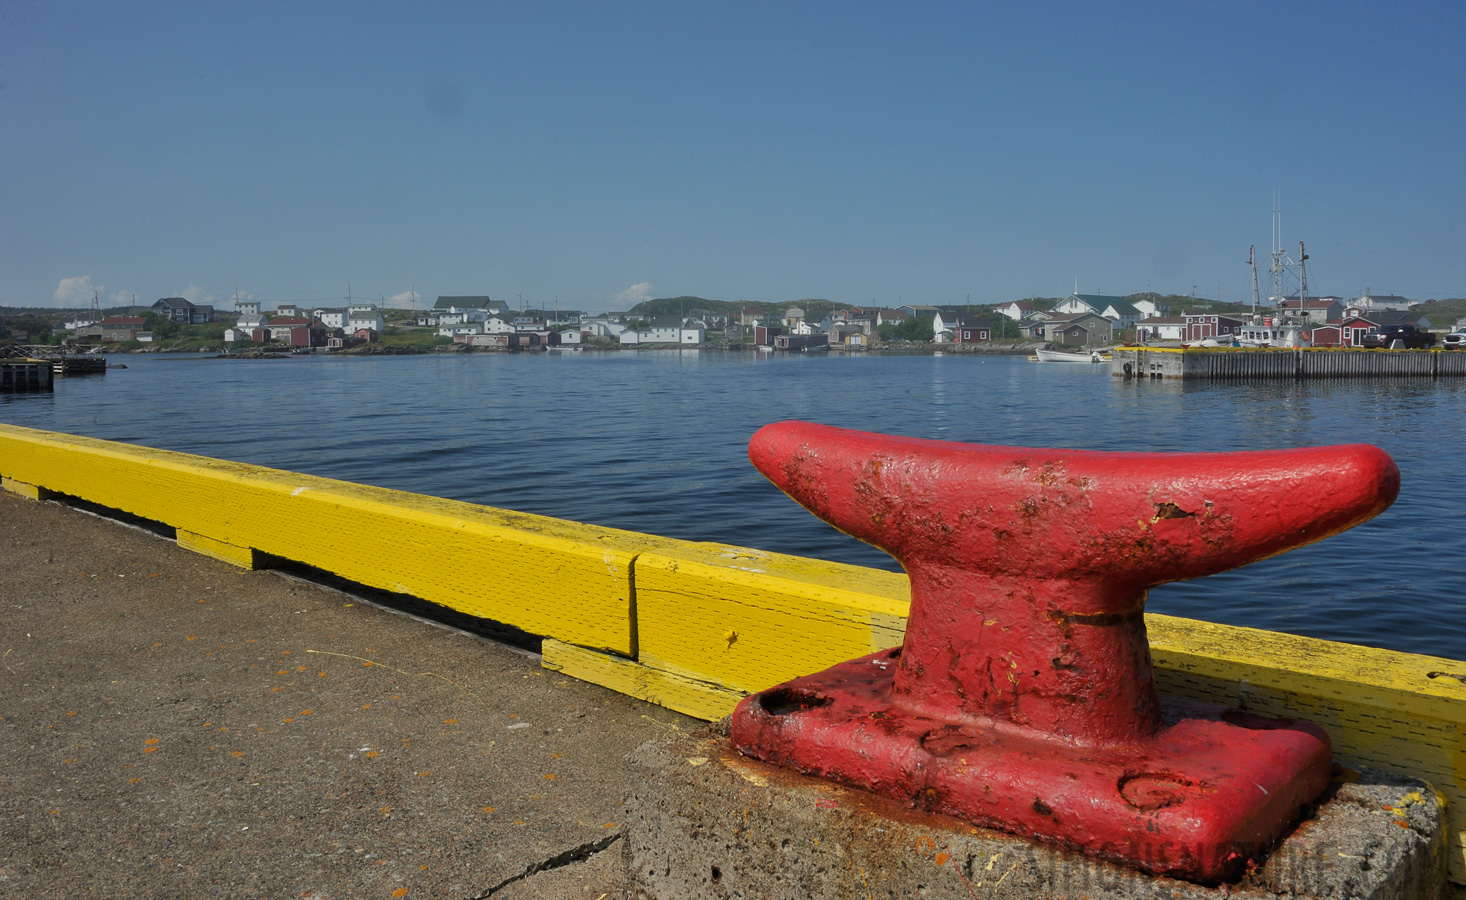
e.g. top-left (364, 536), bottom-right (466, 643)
top-left (1034, 347), bottom-right (1107, 364)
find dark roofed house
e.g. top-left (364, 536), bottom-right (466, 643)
top-left (151, 297), bottom-right (213, 324)
top-left (153, 297), bottom-right (195, 324)
top-left (434, 296), bottom-right (497, 312)
top-left (1044, 313), bottom-right (1113, 346)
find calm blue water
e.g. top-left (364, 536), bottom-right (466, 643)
top-left (3, 351), bottom-right (1463, 661)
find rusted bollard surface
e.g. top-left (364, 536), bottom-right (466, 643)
top-left (731, 421), bottom-right (1400, 883)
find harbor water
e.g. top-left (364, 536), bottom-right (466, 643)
top-left (3, 350), bottom-right (1463, 660)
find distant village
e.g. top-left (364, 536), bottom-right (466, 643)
top-left (4, 288), bottom-right (1464, 353)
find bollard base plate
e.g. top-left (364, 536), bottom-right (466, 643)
top-left (626, 720), bottom-right (1445, 900)
top-left (731, 649), bottom-right (1333, 883)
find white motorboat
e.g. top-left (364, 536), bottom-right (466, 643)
top-left (1035, 347), bottom-right (1107, 364)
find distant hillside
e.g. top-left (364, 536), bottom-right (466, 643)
top-left (1413, 297), bottom-right (1466, 329)
top-left (626, 296), bottom-right (844, 319)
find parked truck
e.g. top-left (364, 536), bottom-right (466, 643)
top-left (1360, 324), bottom-right (1437, 349)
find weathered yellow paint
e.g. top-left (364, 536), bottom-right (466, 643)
top-left (1, 475), bottom-right (42, 500)
top-left (176, 529), bottom-right (259, 569)
top-left (634, 542), bottom-right (909, 694)
top-left (0, 423), bottom-right (686, 656)
top-left (541, 639), bottom-right (745, 721)
top-left (1147, 613), bottom-right (1466, 883)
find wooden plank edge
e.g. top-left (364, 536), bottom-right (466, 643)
top-left (176, 529), bottom-right (259, 569)
top-left (1148, 613), bottom-right (1466, 722)
top-left (1, 475), bottom-right (43, 500)
top-left (541, 639), bottom-right (745, 721)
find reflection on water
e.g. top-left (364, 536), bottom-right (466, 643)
top-left (3, 351), bottom-right (1463, 659)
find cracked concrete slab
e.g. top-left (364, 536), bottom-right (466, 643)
top-left (0, 492), bottom-right (692, 898)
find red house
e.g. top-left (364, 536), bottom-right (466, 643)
top-left (263, 316), bottom-right (325, 348)
top-left (952, 317), bottom-right (992, 343)
top-left (1184, 314), bottom-right (1245, 342)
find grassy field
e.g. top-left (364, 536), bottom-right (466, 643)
top-left (1413, 298), bottom-right (1466, 330)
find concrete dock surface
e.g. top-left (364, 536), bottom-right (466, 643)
top-left (0, 491), bottom-right (695, 898)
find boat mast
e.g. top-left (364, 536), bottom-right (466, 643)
top-left (1249, 245), bottom-right (1260, 317)
top-left (1298, 241), bottom-right (1309, 301)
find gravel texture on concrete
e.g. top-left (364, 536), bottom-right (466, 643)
top-left (624, 720), bottom-right (1448, 900)
top-left (0, 491), bottom-right (695, 899)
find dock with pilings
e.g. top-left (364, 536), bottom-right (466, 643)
top-left (52, 355), bottom-right (108, 376)
top-left (1114, 346), bottom-right (1466, 380)
top-left (0, 359), bottom-right (54, 392)
top-left (2, 421), bottom-right (1465, 894)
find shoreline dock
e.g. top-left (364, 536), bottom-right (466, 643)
top-left (3, 423), bottom-right (1464, 896)
top-left (1114, 346), bottom-right (1466, 379)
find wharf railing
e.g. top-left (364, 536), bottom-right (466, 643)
top-left (2, 421), bottom-right (1464, 885)
top-left (1115, 346), bottom-right (1466, 379)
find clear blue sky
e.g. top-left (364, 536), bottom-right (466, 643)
top-left (3, 1), bottom-right (1462, 312)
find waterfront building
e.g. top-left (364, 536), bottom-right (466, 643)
top-left (1044, 312), bottom-right (1113, 346)
top-left (754, 324), bottom-right (785, 346)
top-left (1183, 313), bottom-right (1245, 342)
top-left (1136, 316), bottom-right (1187, 342)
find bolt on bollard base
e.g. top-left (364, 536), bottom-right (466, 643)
top-left (732, 422), bottom-right (1401, 883)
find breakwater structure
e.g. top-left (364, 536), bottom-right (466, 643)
top-left (1115, 346), bottom-right (1466, 380)
top-left (2, 422), bottom-right (1464, 891)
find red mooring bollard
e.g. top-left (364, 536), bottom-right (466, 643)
top-left (731, 421), bottom-right (1400, 883)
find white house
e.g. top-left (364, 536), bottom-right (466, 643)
top-left (314, 309), bottom-right (348, 329)
top-left (1345, 289), bottom-right (1413, 312)
top-left (995, 301), bottom-right (1035, 322)
top-left (484, 314), bottom-right (516, 334)
top-left (433, 296), bottom-right (501, 321)
top-left (619, 318), bottom-right (696, 344)
top-left (1131, 297), bottom-right (1170, 320)
top-left (581, 318), bottom-right (626, 338)
top-left (235, 300), bottom-right (262, 319)
top-left (347, 309), bottom-right (384, 333)
top-left (438, 323), bottom-right (483, 337)
top-left (1135, 316), bottom-right (1187, 342)
top-left (558, 329), bottom-right (583, 345)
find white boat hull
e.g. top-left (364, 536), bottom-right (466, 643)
top-left (1035, 347), bottom-right (1104, 364)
